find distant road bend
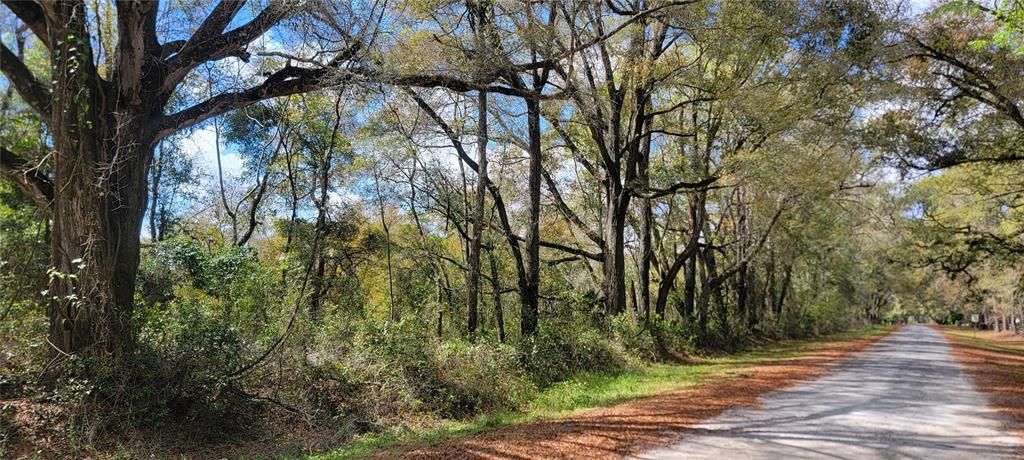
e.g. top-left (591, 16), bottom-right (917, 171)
top-left (636, 325), bottom-right (1022, 459)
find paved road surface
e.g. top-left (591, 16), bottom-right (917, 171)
top-left (635, 325), bottom-right (1022, 459)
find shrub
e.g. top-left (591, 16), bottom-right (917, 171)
top-left (353, 321), bottom-right (533, 419)
top-left (519, 320), bottom-right (631, 387)
top-left (615, 316), bottom-right (700, 359)
top-left (137, 302), bottom-right (248, 422)
top-left (51, 300), bottom-right (252, 444)
top-left (297, 348), bottom-right (420, 434)
top-left (428, 341), bottom-right (534, 417)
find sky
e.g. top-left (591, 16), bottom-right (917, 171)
top-left (907, 0), bottom-right (939, 16)
top-left (181, 124), bottom-right (244, 177)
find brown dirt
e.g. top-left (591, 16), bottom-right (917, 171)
top-left (1, 399), bottom-right (69, 459)
top-left (939, 327), bottom-right (1024, 446)
top-left (379, 329), bottom-right (894, 459)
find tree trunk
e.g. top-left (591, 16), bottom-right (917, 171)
top-left (737, 261), bottom-right (749, 326)
top-left (49, 99), bottom-right (153, 357)
top-left (747, 267), bottom-right (761, 329)
top-left (489, 251), bottom-right (506, 343)
top-left (655, 266), bottom-right (677, 319)
top-left (309, 109), bottom-right (339, 321)
top-left (436, 277), bottom-right (445, 338)
top-left (767, 249), bottom-right (778, 317)
top-left (50, 136), bottom-right (152, 356)
top-left (639, 179), bottom-right (653, 321)
top-left (637, 115), bottom-right (654, 321)
top-left (46, 4), bottom-right (155, 355)
top-left (697, 246), bottom-right (709, 337)
top-left (699, 245), bottom-right (725, 338)
top-left (776, 263), bottom-right (792, 316)
top-left (734, 195), bottom-right (749, 326)
top-left (407, 88), bottom-right (532, 338)
top-left (373, 164), bottom-right (398, 321)
top-left (148, 141), bottom-right (163, 242)
top-left (603, 187), bottom-right (629, 316)
top-left (681, 198), bottom-right (700, 319)
top-left (521, 97), bottom-right (542, 336)
top-left (466, 90), bottom-right (488, 341)
top-left (659, 234), bottom-right (701, 321)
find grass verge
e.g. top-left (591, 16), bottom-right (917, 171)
top-left (941, 327), bottom-right (1024, 352)
top-left (314, 325), bottom-right (891, 459)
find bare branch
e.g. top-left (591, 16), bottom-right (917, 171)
top-left (909, 36), bottom-right (1024, 130)
top-left (708, 200), bottom-right (789, 285)
top-left (547, 116), bottom-right (599, 178)
top-left (541, 167), bottom-right (604, 246)
top-left (0, 42), bottom-right (50, 117)
top-left (158, 65), bottom-right (337, 139)
top-left (384, 72), bottom-right (557, 100)
top-left (162, 0), bottom-right (291, 94)
top-left (509, 1), bottom-right (700, 73)
top-left (405, 87), bottom-right (533, 298)
top-left (513, 234), bottom-right (604, 262)
top-left (182, 0), bottom-right (247, 53)
top-left (159, 39), bottom-right (186, 59)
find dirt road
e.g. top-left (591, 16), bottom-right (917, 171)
top-left (635, 325), bottom-right (1022, 459)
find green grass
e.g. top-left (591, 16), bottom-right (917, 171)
top-left (307, 413), bottom-right (523, 460)
top-left (311, 325), bottom-right (891, 459)
top-left (527, 364), bottom-right (714, 415)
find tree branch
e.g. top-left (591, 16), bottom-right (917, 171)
top-left (0, 42), bottom-right (51, 117)
top-left (510, 1), bottom-right (699, 73)
top-left (0, 146), bottom-right (52, 208)
top-left (513, 234), bottom-right (604, 262)
top-left (158, 65), bottom-right (337, 139)
top-left (1, 0), bottom-right (49, 44)
top-left (405, 87), bottom-right (532, 296)
top-left (541, 167), bottom-right (604, 246)
top-left (707, 200), bottom-right (788, 285)
top-left (547, 116), bottom-right (599, 178)
top-left (383, 72), bottom-right (555, 100)
top-left (635, 176), bottom-right (719, 199)
top-left (162, 0), bottom-right (291, 94)
top-left (910, 37), bottom-right (1024, 130)
top-left (159, 39), bottom-right (186, 59)
top-left (181, 0), bottom-right (247, 53)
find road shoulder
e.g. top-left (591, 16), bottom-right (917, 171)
top-left (939, 327), bottom-right (1024, 453)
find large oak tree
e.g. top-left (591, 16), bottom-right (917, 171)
top-left (0, 0), bottom-right (371, 356)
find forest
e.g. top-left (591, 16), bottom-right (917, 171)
top-left (0, 0), bottom-right (1022, 457)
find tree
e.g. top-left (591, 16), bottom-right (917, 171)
top-left (867, 1), bottom-right (1024, 276)
top-left (146, 136), bottom-right (200, 241)
top-left (0, 0), bottom-right (370, 356)
top-left (870, 1), bottom-right (1023, 169)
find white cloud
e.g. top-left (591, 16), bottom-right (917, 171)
top-left (180, 124), bottom-right (245, 177)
